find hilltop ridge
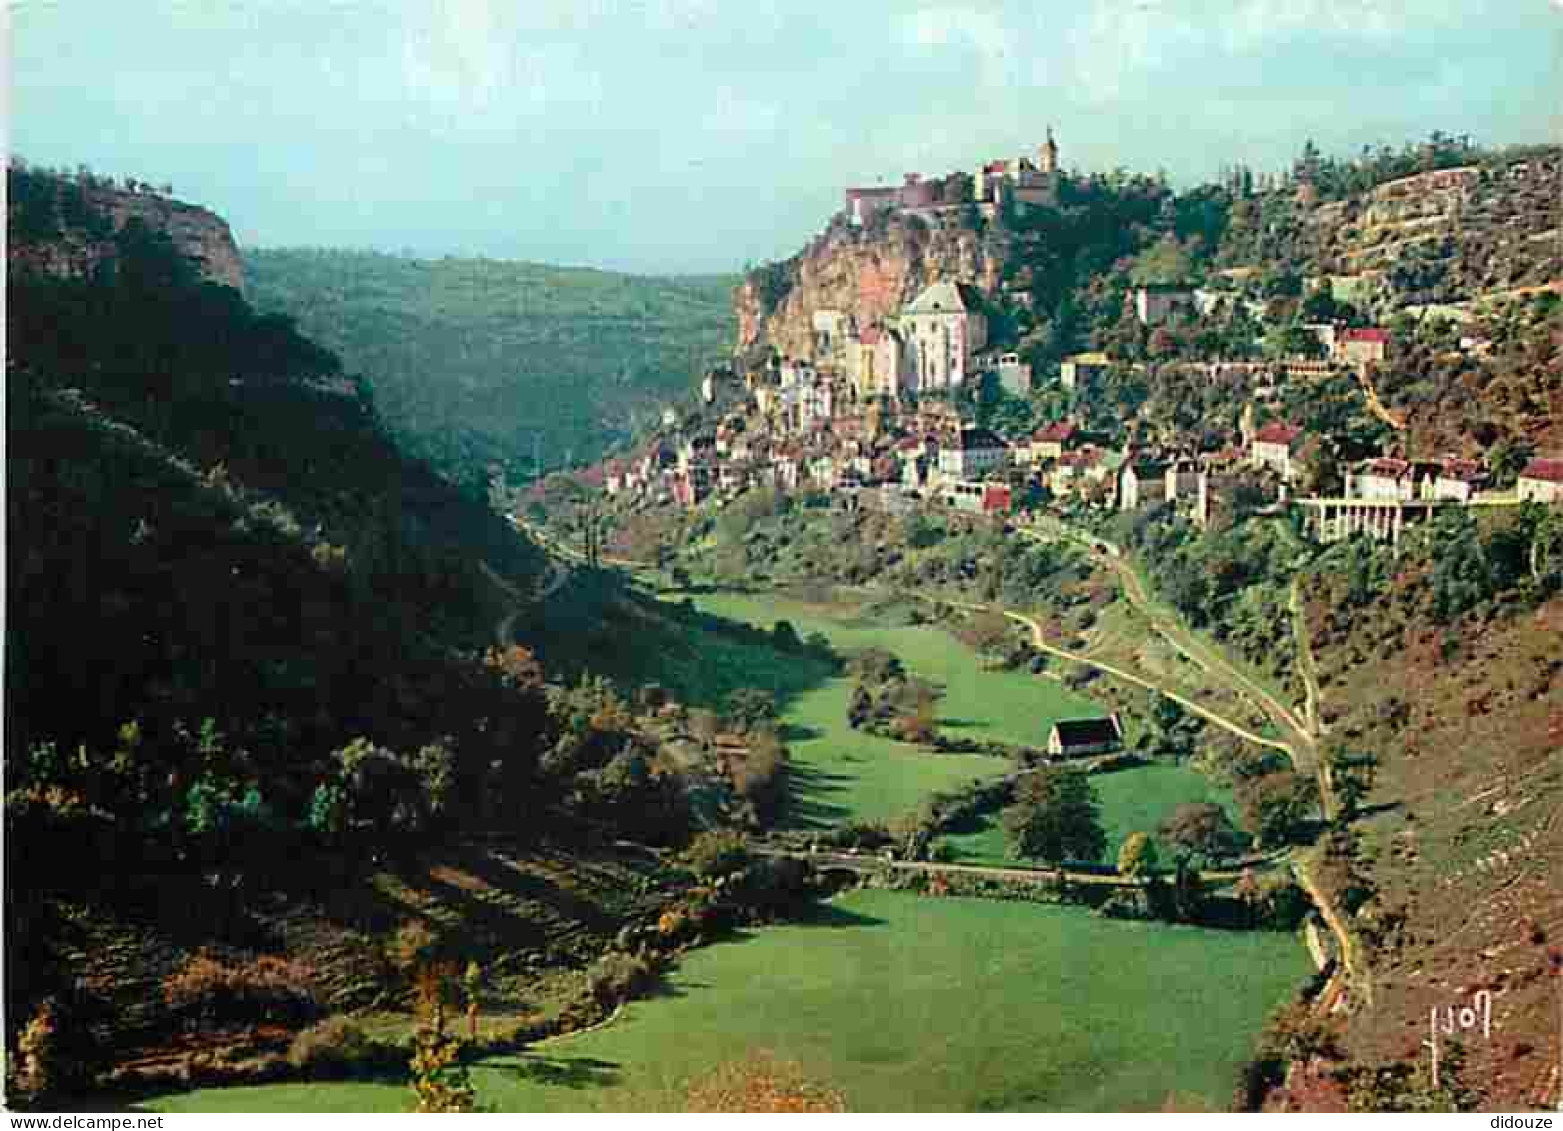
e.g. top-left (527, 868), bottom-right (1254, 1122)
top-left (8, 161), bottom-right (244, 291)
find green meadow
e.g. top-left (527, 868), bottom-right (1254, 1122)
top-left (682, 590), bottom-right (1104, 828)
top-left (147, 890), bottom-right (1307, 1113)
top-left (940, 761), bottom-right (1242, 867)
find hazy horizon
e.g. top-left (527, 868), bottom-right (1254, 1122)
top-left (12, 0), bottom-right (1563, 274)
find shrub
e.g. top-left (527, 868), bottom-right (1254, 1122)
top-left (12, 1001), bottom-right (60, 1099)
top-left (585, 951), bottom-right (658, 1006)
top-left (823, 822), bottom-right (893, 851)
top-left (386, 919), bottom-right (443, 974)
top-left (287, 1017), bottom-right (398, 1078)
top-left (162, 953), bottom-right (320, 1026)
top-left (731, 729), bottom-right (788, 821)
top-left (683, 829), bottom-right (751, 880)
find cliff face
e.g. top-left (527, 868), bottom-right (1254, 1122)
top-left (8, 176), bottom-right (245, 293)
top-left (736, 214), bottom-right (1011, 358)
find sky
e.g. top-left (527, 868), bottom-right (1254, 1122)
top-left (9, 0), bottom-right (1563, 273)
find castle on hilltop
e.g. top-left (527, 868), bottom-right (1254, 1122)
top-left (844, 129), bottom-right (1063, 227)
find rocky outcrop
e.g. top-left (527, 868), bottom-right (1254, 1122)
top-left (735, 214), bottom-right (1013, 358)
top-left (8, 176), bottom-right (245, 293)
top-left (1296, 152), bottom-right (1561, 311)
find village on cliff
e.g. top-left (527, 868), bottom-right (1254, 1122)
top-left (596, 140), bottom-right (1563, 544)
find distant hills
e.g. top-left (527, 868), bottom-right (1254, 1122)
top-left (243, 248), bottom-right (738, 483)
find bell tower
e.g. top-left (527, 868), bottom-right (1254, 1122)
top-left (1040, 126), bottom-right (1059, 175)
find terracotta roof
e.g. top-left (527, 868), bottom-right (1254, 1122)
top-left (1363, 457), bottom-right (1411, 478)
top-left (1033, 422), bottom-right (1076, 444)
top-left (1341, 328), bottom-right (1390, 343)
top-left (1520, 458), bottom-right (1563, 484)
top-left (1254, 422), bottom-right (1303, 446)
top-left (1439, 458), bottom-right (1486, 482)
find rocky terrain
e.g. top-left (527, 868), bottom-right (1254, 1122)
top-left (735, 214), bottom-right (1012, 358)
top-left (1294, 153), bottom-right (1562, 313)
top-left (8, 170), bottom-right (245, 292)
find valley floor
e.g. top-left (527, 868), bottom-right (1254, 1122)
top-left (148, 889), bottom-right (1309, 1113)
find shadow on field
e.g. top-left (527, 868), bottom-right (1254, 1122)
top-left (779, 723), bottom-right (824, 743)
top-left (503, 1054), bottom-right (622, 1091)
top-left (792, 900), bottom-right (887, 929)
top-left (782, 762), bottom-right (854, 828)
top-left (937, 716), bottom-right (983, 731)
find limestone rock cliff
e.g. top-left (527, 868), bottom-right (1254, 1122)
top-left (736, 214), bottom-right (1012, 358)
top-left (8, 175), bottom-right (245, 293)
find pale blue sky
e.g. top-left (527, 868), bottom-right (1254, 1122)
top-left (10, 1), bottom-right (1563, 273)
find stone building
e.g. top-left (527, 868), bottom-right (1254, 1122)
top-left (900, 281), bottom-right (989, 392)
top-left (1518, 458), bottom-right (1563, 504)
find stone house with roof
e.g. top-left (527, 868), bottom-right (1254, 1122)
top-left (1060, 351), bottom-right (1110, 391)
top-left (1047, 714), bottom-right (1123, 758)
top-left (1250, 422), bottom-right (1304, 482)
top-left (1336, 328), bottom-right (1390, 366)
top-left (1518, 458), bottom-right (1563, 504)
top-left (1431, 458), bottom-right (1488, 503)
top-left (1348, 457), bottom-right (1437, 501)
top-left (1120, 458), bottom-right (1171, 511)
top-left (1131, 285), bottom-right (1195, 327)
top-left (937, 427), bottom-right (1007, 481)
top-left (847, 323), bottom-right (907, 399)
top-left (1028, 421), bottom-right (1078, 463)
top-left (900, 281), bottom-right (989, 392)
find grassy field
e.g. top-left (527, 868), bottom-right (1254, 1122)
top-left (939, 762), bottom-right (1243, 868)
top-left (681, 590), bottom-right (1108, 827)
top-left (155, 893), bottom-right (1306, 1112)
top-left (773, 678), bottom-right (1009, 827)
top-left (691, 590), bottom-right (1103, 749)
top-left (147, 890), bottom-right (1307, 1113)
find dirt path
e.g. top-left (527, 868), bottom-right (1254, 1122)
top-left (510, 516), bottom-right (656, 574)
top-left (1293, 852), bottom-right (1374, 1009)
top-left (1017, 527), bottom-right (1316, 772)
top-left (1356, 364), bottom-right (1408, 431)
top-left (938, 595), bottom-right (1296, 757)
top-left (1289, 579), bottom-right (1323, 741)
top-left (481, 552), bottom-right (572, 648)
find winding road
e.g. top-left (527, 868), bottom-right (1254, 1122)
top-left (936, 593), bottom-right (1297, 757)
top-left (1014, 525), bottom-right (1316, 772)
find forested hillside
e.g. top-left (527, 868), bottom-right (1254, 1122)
top-left (244, 249), bottom-right (737, 483)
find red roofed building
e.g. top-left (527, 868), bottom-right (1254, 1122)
top-left (1349, 457), bottom-right (1439, 501)
top-left (1028, 421), bottom-right (1078, 463)
top-left (1518, 458), bottom-right (1563, 504)
top-left (1250, 422), bottom-right (1305, 482)
top-left (1336, 327), bottom-right (1390, 366)
top-left (1432, 457), bottom-right (1489, 503)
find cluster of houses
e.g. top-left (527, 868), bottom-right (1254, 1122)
top-left (602, 259), bottom-right (1561, 541)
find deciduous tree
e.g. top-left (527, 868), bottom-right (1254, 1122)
top-left (1002, 768), bottom-right (1106, 865)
